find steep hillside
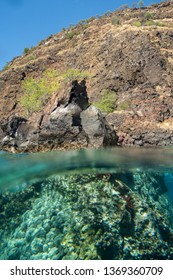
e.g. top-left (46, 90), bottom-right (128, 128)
top-left (0, 1), bottom-right (173, 149)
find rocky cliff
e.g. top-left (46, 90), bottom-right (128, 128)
top-left (0, 1), bottom-right (173, 150)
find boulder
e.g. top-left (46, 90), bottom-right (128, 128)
top-left (80, 105), bottom-right (117, 147)
top-left (0, 80), bottom-right (118, 152)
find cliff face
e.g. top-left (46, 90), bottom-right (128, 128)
top-left (0, 2), bottom-right (173, 149)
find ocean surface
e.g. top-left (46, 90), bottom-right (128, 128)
top-left (0, 147), bottom-right (173, 260)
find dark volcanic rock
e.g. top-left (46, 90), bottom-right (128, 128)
top-left (68, 80), bottom-right (89, 110)
top-left (3, 116), bottom-right (27, 137)
top-left (0, 81), bottom-right (118, 152)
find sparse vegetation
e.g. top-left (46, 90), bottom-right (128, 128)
top-left (144, 12), bottom-right (154, 20)
top-left (145, 20), bottom-right (156, 26)
top-left (23, 47), bottom-right (31, 55)
top-left (93, 89), bottom-right (117, 114)
top-left (29, 55), bottom-right (36, 61)
top-left (102, 11), bottom-right (112, 18)
top-left (19, 69), bottom-right (60, 115)
top-left (76, 21), bottom-right (89, 29)
top-left (61, 27), bottom-right (66, 32)
top-left (132, 21), bottom-right (142, 27)
top-left (111, 16), bottom-right (121, 26)
top-left (132, 19), bottom-right (165, 28)
top-left (145, 20), bottom-right (165, 26)
top-left (66, 31), bottom-right (76, 40)
top-left (85, 16), bottom-right (96, 23)
top-left (154, 21), bottom-right (165, 27)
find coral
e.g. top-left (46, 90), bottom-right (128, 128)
top-left (0, 171), bottom-right (173, 260)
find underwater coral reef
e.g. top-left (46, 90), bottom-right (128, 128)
top-left (0, 171), bottom-right (173, 260)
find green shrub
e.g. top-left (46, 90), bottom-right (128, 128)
top-left (61, 27), bottom-right (66, 32)
top-left (144, 12), bottom-right (154, 20)
top-left (19, 69), bottom-right (60, 115)
top-left (155, 21), bottom-right (165, 27)
top-left (111, 16), bottom-right (121, 26)
top-left (132, 21), bottom-right (142, 27)
top-left (82, 24), bottom-right (89, 30)
top-left (144, 20), bottom-right (165, 27)
top-left (23, 47), bottom-right (30, 54)
top-left (29, 55), bottom-right (36, 61)
top-left (93, 89), bottom-right (117, 114)
top-left (66, 31), bottom-right (76, 40)
top-left (132, 19), bottom-right (165, 28)
top-left (62, 69), bottom-right (92, 83)
top-left (145, 20), bottom-right (156, 26)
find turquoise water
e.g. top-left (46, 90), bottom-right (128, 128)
top-left (0, 148), bottom-right (173, 260)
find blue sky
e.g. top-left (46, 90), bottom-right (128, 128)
top-left (0, 0), bottom-right (160, 70)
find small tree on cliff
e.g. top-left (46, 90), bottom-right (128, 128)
top-left (19, 69), bottom-right (60, 115)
